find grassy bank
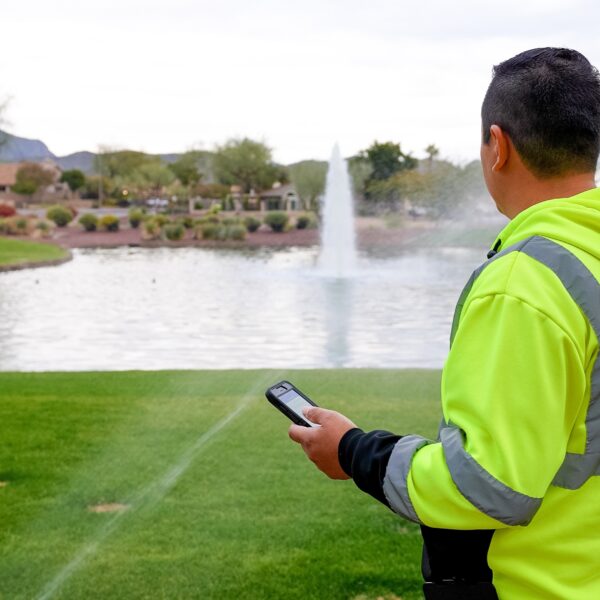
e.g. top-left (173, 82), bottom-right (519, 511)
top-left (0, 369), bottom-right (441, 599)
top-left (0, 236), bottom-right (70, 269)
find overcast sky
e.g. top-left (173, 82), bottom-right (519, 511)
top-left (1, 0), bottom-right (599, 164)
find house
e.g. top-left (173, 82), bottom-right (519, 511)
top-left (259, 182), bottom-right (301, 211)
top-left (0, 163), bottom-right (19, 194)
top-left (0, 160), bottom-right (68, 204)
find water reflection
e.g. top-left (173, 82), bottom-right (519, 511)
top-left (0, 246), bottom-right (484, 371)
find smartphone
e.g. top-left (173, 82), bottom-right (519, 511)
top-left (265, 380), bottom-right (320, 427)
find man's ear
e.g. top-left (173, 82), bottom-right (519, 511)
top-left (489, 125), bottom-right (510, 172)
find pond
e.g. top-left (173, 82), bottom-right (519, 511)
top-left (0, 245), bottom-right (486, 371)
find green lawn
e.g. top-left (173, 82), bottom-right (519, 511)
top-left (0, 236), bottom-right (69, 267)
top-left (0, 370), bottom-right (442, 599)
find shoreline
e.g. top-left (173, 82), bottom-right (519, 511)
top-left (0, 250), bottom-right (73, 273)
top-left (50, 218), bottom-right (435, 251)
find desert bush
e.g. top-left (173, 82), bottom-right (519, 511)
top-left (264, 211), bottom-right (289, 232)
top-left (15, 218), bottom-right (28, 234)
top-left (179, 215), bottom-right (195, 229)
top-left (162, 223), bottom-right (185, 241)
top-left (199, 223), bottom-right (219, 240)
top-left (0, 204), bottom-right (16, 218)
top-left (296, 212), bottom-right (318, 229)
top-left (79, 213), bottom-right (99, 232)
top-left (33, 219), bottom-right (53, 239)
top-left (128, 208), bottom-right (144, 229)
top-left (141, 217), bottom-right (161, 240)
top-left (228, 224), bottom-right (247, 240)
top-left (151, 214), bottom-right (170, 226)
top-left (46, 205), bottom-right (73, 227)
top-left (243, 216), bottom-right (261, 232)
top-left (99, 214), bottom-right (120, 232)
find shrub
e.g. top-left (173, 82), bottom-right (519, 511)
top-left (46, 205), bottom-right (73, 227)
top-left (296, 212), bottom-right (318, 229)
top-left (0, 204), bottom-right (16, 218)
top-left (264, 211), bottom-right (289, 232)
top-left (208, 203), bottom-right (221, 215)
top-left (221, 216), bottom-right (239, 226)
top-left (128, 208), bottom-right (144, 228)
top-left (243, 215), bottom-right (261, 232)
top-left (15, 218), bottom-right (28, 234)
top-left (228, 224), bottom-right (247, 240)
top-left (180, 215), bottom-right (195, 229)
top-left (152, 214), bottom-right (170, 227)
top-left (0, 218), bottom-right (7, 234)
top-left (194, 200), bottom-right (205, 210)
top-left (99, 214), bottom-right (120, 232)
top-left (141, 217), bottom-right (161, 240)
top-left (199, 223), bottom-right (219, 240)
top-left (34, 219), bottom-right (53, 238)
top-left (79, 213), bottom-right (98, 232)
top-left (163, 223), bottom-right (185, 241)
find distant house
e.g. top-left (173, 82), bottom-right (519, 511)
top-left (259, 182), bottom-right (301, 211)
top-left (0, 163), bottom-right (19, 194)
top-left (0, 160), bottom-right (68, 204)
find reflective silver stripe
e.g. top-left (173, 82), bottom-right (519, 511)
top-left (518, 236), bottom-right (600, 489)
top-left (382, 435), bottom-right (431, 523)
top-left (440, 424), bottom-right (542, 525)
top-left (452, 235), bottom-right (600, 490)
top-left (553, 452), bottom-right (600, 488)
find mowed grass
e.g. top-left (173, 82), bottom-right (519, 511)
top-left (0, 370), bottom-right (442, 599)
top-left (0, 236), bottom-right (69, 267)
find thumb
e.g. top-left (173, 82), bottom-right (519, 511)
top-left (303, 406), bottom-right (329, 424)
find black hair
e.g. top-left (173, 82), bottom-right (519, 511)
top-left (481, 47), bottom-right (600, 177)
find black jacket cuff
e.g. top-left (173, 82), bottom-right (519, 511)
top-left (338, 427), bottom-right (402, 507)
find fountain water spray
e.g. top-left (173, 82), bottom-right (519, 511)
top-left (318, 144), bottom-right (357, 277)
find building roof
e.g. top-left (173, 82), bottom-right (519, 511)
top-left (0, 163), bottom-right (19, 186)
top-left (259, 182), bottom-right (297, 199)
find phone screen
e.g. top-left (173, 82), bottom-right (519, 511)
top-left (279, 389), bottom-right (319, 427)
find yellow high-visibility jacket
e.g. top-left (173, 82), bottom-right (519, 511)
top-left (340, 188), bottom-right (600, 598)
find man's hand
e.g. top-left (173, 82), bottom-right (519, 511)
top-left (288, 407), bottom-right (357, 480)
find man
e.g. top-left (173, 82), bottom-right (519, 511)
top-left (289, 48), bottom-right (600, 599)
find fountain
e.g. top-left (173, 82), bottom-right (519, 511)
top-left (318, 144), bottom-right (357, 278)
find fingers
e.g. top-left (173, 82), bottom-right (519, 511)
top-left (288, 423), bottom-right (311, 444)
top-left (302, 406), bottom-right (333, 424)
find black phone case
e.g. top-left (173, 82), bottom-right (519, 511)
top-left (265, 380), bottom-right (318, 427)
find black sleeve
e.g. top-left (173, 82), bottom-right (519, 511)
top-left (338, 427), bottom-right (402, 507)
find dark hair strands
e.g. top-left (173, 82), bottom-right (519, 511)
top-left (481, 47), bottom-right (600, 177)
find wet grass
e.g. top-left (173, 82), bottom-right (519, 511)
top-left (0, 370), bottom-right (442, 599)
top-left (0, 236), bottom-right (68, 267)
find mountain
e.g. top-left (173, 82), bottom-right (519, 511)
top-left (0, 130), bottom-right (56, 162)
top-left (0, 131), bottom-right (191, 174)
top-left (55, 151), bottom-right (96, 173)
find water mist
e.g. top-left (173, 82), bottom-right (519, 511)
top-left (318, 144), bottom-right (357, 277)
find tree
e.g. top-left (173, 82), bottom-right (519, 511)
top-left (168, 150), bottom-right (213, 188)
top-left (361, 140), bottom-right (418, 182)
top-left (95, 149), bottom-right (158, 180)
top-left (12, 162), bottom-right (54, 197)
top-left (289, 160), bottom-right (327, 210)
top-left (60, 169), bottom-right (86, 192)
top-left (425, 144), bottom-right (440, 162)
top-left (137, 162), bottom-right (176, 197)
top-left (213, 138), bottom-right (279, 192)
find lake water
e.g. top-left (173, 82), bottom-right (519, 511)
top-left (0, 245), bottom-right (485, 371)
